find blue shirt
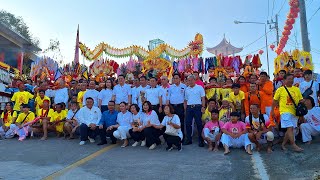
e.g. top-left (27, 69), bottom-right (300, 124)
top-left (98, 110), bottom-right (118, 127)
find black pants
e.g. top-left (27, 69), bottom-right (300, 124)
top-left (151, 104), bottom-right (160, 119)
top-left (80, 123), bottom-right (98, 141)
top-left (129, 129), bottom-right (145, 142)
top-left (98, 126), bottom-right (117, 143)
top-left (163, 133), bottom-right (181, 148)
top-left (171, 103), bottom-right (185, 138)
top-left (143, 127), bottom-right (162, 147)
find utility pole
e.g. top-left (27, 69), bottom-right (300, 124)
top-left (268, 14), bottom-right (279, 45)
top-left (299, 0), bottom-right (311, 52)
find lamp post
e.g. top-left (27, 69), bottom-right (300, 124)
top-left (234, 20), bottom-right (270, 75)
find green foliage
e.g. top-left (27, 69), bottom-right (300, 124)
top-left (0, 9), bottom-right (40, 51)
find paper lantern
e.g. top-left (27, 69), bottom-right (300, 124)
top-left (288, 18), bottom-right (295, 24)
top-left (284, 24), bottom-right (293, 31)
top-left (282, 30), bottom-right (291, 36)
top-left (270, 44), bottom-right (275, 50)
top-left (258, 50), bottom-right (264, 55)
top-left (291, 12), bottom-right (298, 18)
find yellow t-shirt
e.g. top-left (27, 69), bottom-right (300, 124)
top-left (201, 108), bottom-right (211, 123)
top-left (11, 91), bottom-right (34, 111)
top-left (205, 88), bottom-right (221, 101)
top-left (77, 91), bottom-right (86, 107)
top-left (1, 111), bottom-right (17, 126)
top-left (16, 111), bottom-right (36, 124)
top-left (51, 110), bottom-right (67, 132)
top-left (219, 107), bottom-right (231, 123)
top-left (35, 96), bottom-right (50, 112)
top-left (228, 91), bottom-right (245, 111)
top-left (37, 108), bottom-right (54, 118)
top-left (274, 86), bottom-right (303, 115)
top-left (220, 88), bottom-right (232, 99)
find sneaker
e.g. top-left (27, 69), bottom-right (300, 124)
top-left (88, 136), bottom-right (95, 143)
top-left (141, 140), bottom-right (146, 147)
top-left (149, 143), bottom-right (157, 150)
top-left (79, 141), bottom-right (86, 145)
top-left (132, 141), bottom-right (140, 147)
top-left (166, 146), bottom-right (173, 151)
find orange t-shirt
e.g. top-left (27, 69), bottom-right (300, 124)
top-left (240, 83), bottom-right (249, 93)
top-left (259, 81), bottom-right (274, 107)
top-left (244, 91), bottom-right (266, 116)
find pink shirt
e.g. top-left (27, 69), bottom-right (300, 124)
top-left (204, 121), bottom-right (224, 131)
top-left (195, 80), bottom-right (204, 89)
top-left (222, 121), bottom-right (246, 134)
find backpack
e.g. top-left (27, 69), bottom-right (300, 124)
top-left (249, 113), bottom-right (265, 130)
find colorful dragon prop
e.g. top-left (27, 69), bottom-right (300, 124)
top-left (274, 49), bottom-right (313, 74)
top-left (79, 33), bottom-right (203, 60)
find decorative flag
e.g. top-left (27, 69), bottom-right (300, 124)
top-left (17, 52), bottom-right (24, 74)
top-left (82, 65), bottom-right (88, 80)
top-left (54, 68), bottom-right (62, 81)
top-left (73, 25), bottom-right (79, 64)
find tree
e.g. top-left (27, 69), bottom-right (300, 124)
top-left (0, 10), bottom-right (40, 48)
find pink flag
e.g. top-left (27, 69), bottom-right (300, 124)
top-left (73, 25), bottom-right (79, 64)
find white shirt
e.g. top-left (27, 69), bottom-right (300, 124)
top-left (168, 83), bottom-right (186, 104)
top-left (98, 89), bottom-right (113, 105)
top-left (145, 87), bottom-right (162, 105)
top-left (54, 87), bottom-right (69, 104)
top-left (304, 107), bottom-right (320, 131)
top-left (131, 86), bottom-right (140, 104)
top-left (160, 85), bottom-right (170, 105)
top-left (136, 85), bottom-right (150, 108)
top-left (162, 115), bottom-right (183, 139)
top-left (117, 111), bottom-right (133, 127)
top-left (245, 114), bottom-right (270, 129)
top-left (185, 85), bottom-right (205, 105)
top-left (141, 110), bottom-right (160, 126)
top-left (78, 106), bottom-right (102, 126)
top-left (45, 89), bottom-right (55, 98)
top-left (66, 109), bottom-right (81, 123)
top-left (300, 80), bottom-right (319, 106)
top-left (83, 89), bottom-right (99, 107)
top-left (294, 77), bottom-right (304, 86)
top-left (113, 84), bottom-right (132, 104)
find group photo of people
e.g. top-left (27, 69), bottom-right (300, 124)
top-left (1, 66), bottom-right (319, 155)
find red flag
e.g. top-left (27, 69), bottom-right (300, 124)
top-left (73, 25), bottom-right (79, 64)
top-left (17, 52), bottom-right (24, 73)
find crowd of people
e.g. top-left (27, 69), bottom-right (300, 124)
top-left (0, 68), bottom-right (320, 155)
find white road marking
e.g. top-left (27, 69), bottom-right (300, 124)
top-left (251, 152), bottom-right (270, 180)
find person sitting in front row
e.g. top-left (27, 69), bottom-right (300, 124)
top-left (300, 96), bottom-right (320, 144)
top-left (64, 101), bottom-right (81, 139)
top-left (97, 100), bottom-right (119, 145)
top-left (112, 102), bottom-right (133, 148)
top-left (154, 105), bottom-right (183, 151)
top-left (245, 104), bottom-right (274, 153)
top-left (78, 97), bottom-right (102, 145)
top-left (221, 112), bottom-right (253, 155)
top-left (202, 109), bottom-right (224, 152)
top-left (129, 104), bottom-right (144, 147)
top-left (15, 104), bottom-right (36, 141)
top-left (32, 99), bottom-right (54, 140)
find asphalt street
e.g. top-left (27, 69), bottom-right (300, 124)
top-left (0, 136), bottom-right (319, 180)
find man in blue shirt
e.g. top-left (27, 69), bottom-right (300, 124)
top-left (97, 100), bottom-right (118, 145)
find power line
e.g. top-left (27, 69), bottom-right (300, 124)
top-left (308, 5), bottom-right (320, 23)
top-left (243, 29), bottom-right (274, 49)
top-left (276, 0), bottom-right (286, 16)
top-left (240, 41), bottom-right (277, 57)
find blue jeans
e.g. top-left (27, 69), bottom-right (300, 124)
top-left (185, 105), bottom-right (203, 143)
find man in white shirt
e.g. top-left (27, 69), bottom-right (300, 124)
top-left (159, 75), bottom-right (170, 120)
top-left (300, 70), bottom-right (319, 106)
top-left (167, 73), bottom-right (186, 138)
top-left (112, 75), bottom-right (132, 111)
top-left (136, 76), bottom-right (150, 110)
top-left (79, 97), bottom-right (102, 145)
top-left (83, 80), bottom-right (99, 107)
top-left (131, 78), bottom-right (141, 105)
top-left (145, 77), bottom-right (162, 118)
top-left (184, 74), bottom-right (206, 147)
top-left (53, 79), bottom-right (69, 106)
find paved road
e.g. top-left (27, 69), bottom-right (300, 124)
top-left (0, 137), bottom-right (319, 180)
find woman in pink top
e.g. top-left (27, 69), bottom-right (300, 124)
top-left (202, 109), bottom-right (224, 151)
top-left (221, 112), bottom-right (253, 155)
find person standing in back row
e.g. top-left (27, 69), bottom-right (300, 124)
top-left (112, 75), bottom-right (132, 111)
top-left (183, 74), bottom-right (206, 147)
